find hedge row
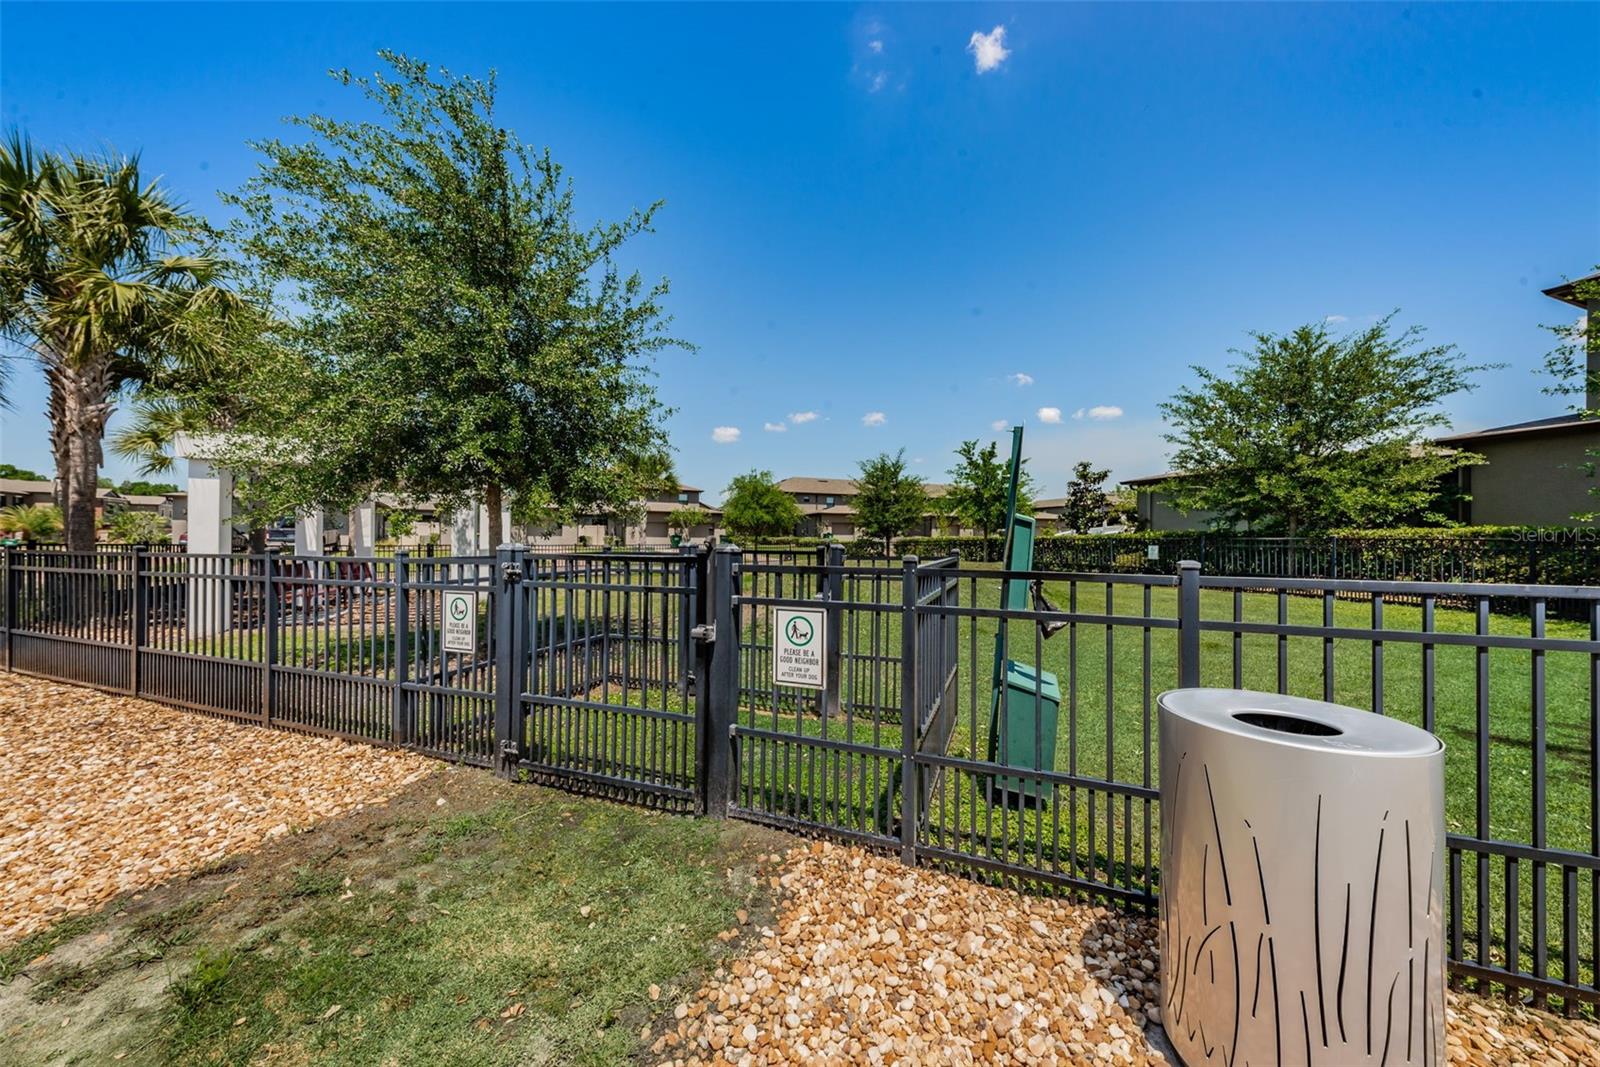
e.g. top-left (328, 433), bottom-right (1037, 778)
top-left (892, 528), bottom-right (1600, 587)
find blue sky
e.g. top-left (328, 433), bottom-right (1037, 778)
top-left (2, 2), bottom-right (1596, 503)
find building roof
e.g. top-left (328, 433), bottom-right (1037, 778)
top-left (1032, 497), bottom-right (1067, 510)
top-left (0, 478), bottom-right (53, 495)
top-left (641, 500), bottom-right (722, 515)
top-left (777, 477), bottom-right (858, 495)
top-left (1543, 271), bottom-right (1600, 308)
top-left (777, 477), bottom-right (951, 496)
top-left (1121, 470), bottom-right (1188, 488)
top-left (1434, 413), bottom-right (1599, 444)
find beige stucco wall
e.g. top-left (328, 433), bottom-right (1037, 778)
top-left (1463, 427), bottom-right (1600, 526)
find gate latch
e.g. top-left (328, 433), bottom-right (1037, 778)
top-left (499, 739), bottom-right (521, 757)
top-left (500, 560), bottom-right (523, 583)
top-left (690, 623), bottom-right (715, 643)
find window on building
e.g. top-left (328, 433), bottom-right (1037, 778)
top-left (678, 492), bottom-right (688, 503)
top-left (825, 496), bottom-right (835, 506)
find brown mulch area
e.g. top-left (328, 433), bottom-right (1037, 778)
top-left (0, 673), bottom-right (437, 946)
top-left (652, 842), bottom-right (1600, 1067)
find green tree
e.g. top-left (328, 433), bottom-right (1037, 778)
top-left (1540, 268), bottom-right (1600, 519)
top-left (0, 463), bottom-right (46, 481)
top-left (0, 133), bottom-right (242, 550)
top-left (721, 470), bottom-right (802, 543)
top-left (666, 505), bottom-right (712, 537)
top-left (1061, 461), bottom-right (1110, 534)
top-left (0, 503), bottom-right (62, 541)
top-left (106, 508), bottom-right (170, 544)
top-left (853, 450), bottom-right (926, 558)
top-left (115, 479), bottom-right (178, 496)
top-left (1160, 316), bottom-right (1490, 534)
top-left (945, 439), bottom-right (1034, 542)
top-left (217, 53), bottom-right (684, 546)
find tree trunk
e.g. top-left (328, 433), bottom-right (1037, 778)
top-left (484, 484), bottom-right (504, 548)
top-left (47, 358), bottom-right (113, 552)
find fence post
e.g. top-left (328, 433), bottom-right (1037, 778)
top-left (129, 547), bottom-right (147, 696)
top-left (899, 554), bottom-right (919, 863)
top-left (493, 544), bottom-right (524, 780)
top-left (699, 544), bottom-right (740, 817)
top-left (1177, 559), bottom-right (1202, 688)
top-left (392, 551), bottom-right (412, 745)
top-left (261, 551), bottom-right (277, 725)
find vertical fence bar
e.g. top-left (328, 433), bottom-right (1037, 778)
top-left (823, 543), bottom-right (844, 720)
top-left (129, 547), bottom-right (146, 696)
top-left (1176, 560), bottom-right (1201, 688)
top-left (261, 551), bottom-right (277, 725)
top-left (1, 545), bottom-right (10, 672)
top-left (493, 545), bottom-right (523, 779)
top-left (701, 544), bottom-right (739, 817)
top-left (393, 550), bottom-right (412, 745)
top-left (899, 555), bottom-right (918, 864)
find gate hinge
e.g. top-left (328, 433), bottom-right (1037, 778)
top-left (501, 561), bottom-right (523, 583)
top-left (690, 623), bottom-right (715, 643)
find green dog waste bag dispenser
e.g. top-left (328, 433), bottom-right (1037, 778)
top-left (986, 426), bottom-right (1065, 804)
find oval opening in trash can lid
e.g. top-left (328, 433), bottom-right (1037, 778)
top-left (1232, 711), bottom-right (1342, 737)
top-left (1159, 689), bottom-right (1443, 757)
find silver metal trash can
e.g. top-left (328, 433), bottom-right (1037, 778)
top-left (1159, 689), bottom-right (1445, 1067)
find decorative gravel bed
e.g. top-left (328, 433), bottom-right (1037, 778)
top-left (651, 842), bottom-right (1600, 1067)
top-left (0, 674), bottom-right (436, 946)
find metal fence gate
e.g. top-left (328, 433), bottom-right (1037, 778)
top-left (497, 546), bottom-right (704, 811)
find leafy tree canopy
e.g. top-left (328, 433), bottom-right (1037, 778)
top-left (1159, 316), bottom-right (1491, 534)
top-left (214, 53), bottom-right (687, 545)
top-left (0, 132), bottom-right (243, 549)
top-left (853, 450), bottom-right (925, 557)
top-left (721, 470), bottom-right (802, 542)
top-left (105, 508), bottom-right (170, 544)
top-left (666, 505), bottom-right (712, 532)
top-left (1540, 268), bottom-right (1600, 520)
top-left (945, 438), bottom-right (1034, 541)
top-left (1061, 461), bottom-right (1110, 534)
top-left (0, 463), bottom-right (46, 481)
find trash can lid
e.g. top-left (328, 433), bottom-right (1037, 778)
top-left (1158, 688), bottom-right (1442, 758)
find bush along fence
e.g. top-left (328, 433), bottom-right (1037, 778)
top-left (3, 543), bottom-right (1599, 1010)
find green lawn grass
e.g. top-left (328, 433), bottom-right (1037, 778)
top-left (0, 772), bottom-right (780, 1067)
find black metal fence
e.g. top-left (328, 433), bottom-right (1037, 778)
top-left (4, 544), bottom-right (1598, 1009)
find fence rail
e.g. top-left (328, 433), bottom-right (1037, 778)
top-left (3, 544), bottom-right (1598, 1009)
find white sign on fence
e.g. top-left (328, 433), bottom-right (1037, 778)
top-left (442, 591), bottom-right (478, 654)
top-left (773, 606), bottom-right (826, 690)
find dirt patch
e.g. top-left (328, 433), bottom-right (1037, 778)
top-left (0, 673), bottom-right (437, 946)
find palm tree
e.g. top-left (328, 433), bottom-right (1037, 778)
top-left (0, 503), bottom-right (63, 542)
top-left (0, 132), bottom-right (242, 549)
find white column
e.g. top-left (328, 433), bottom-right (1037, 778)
top-left (296, 510), bottom-right (325, 555)
top-left (473, 501), bottom-right (514, 551)
top-left (350, 500), bottom-right (378, 556)
top-left (450, 506), bottom-right (477, 557)
top-left (184, 457), bottom-right (233, 637)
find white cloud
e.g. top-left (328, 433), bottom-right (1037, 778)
top-left (1007, 372), bottom-right (1034, 387)
top-left (1036, 406), bottom-right (1062, 424)
top-left (869, 39), bottom-right (883, 53)
top-left (991, 419), bottom-right (1009, 432)
top-left (1071, 405), bottom-right (1124, 421)
top-left (762, 421), bottom-right (787, 433)
top-left (862, 411), bottom-right (887, 427)
top-left (1324, 314), bottom-right (1348, 324)
top-left (967, 26), bottom-right (1010, 74)
top-left (789, 411), bottom-right (819, 424)
top-left (868, 71), bottom-right (888, 93)
top-left (711, 426), bottom-right (741, 444)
